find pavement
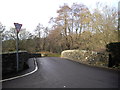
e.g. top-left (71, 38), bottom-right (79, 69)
top-left (2, 57), bottom-right (120, 88)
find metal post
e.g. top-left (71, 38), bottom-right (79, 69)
top-left (14, 23), bottom-right (22, 72)
top-left (16, 32), bottom-right (19, 72)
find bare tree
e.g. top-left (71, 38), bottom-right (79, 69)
top-left (34, 23), bottom-right (44, 51)
top-left (0, 22), bottom-right (5, 34)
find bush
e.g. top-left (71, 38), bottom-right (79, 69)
top-left (106, 42), bottom-right (120, 67)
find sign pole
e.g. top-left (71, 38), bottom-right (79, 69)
top-left (14, 23), bottom-right (22, 72)
top-left (16, 31), bottom-right (19, 72)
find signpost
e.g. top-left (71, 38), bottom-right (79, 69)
top-left (14, 23), bottom-right (22, 72)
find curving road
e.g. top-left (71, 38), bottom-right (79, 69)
top-left (2, 57), bottom-right (119, 88)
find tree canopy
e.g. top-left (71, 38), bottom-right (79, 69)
top-left (1, 2), bottom-right (118, 53)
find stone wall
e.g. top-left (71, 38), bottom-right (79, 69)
top-left (2, 52), bottom-right (41, 75)
top-left (61, 50), bottom-right (109, 67)
top-left (2, 52), bottom-right (29, 74)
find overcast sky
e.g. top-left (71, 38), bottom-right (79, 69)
top-left (0, 0), bottom-right (119, 32)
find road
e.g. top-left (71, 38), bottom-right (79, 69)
top-left (2, 57), bottom-right (119, 88)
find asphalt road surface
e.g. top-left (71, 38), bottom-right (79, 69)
top-left (2, 57), bottom-right (119, 88)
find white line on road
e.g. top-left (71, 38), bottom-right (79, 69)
top-left (64, 86), bottom-right (66, 88)
top-left (0, 58), bottom-right (38, 82)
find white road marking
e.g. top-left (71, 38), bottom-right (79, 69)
top-left (64, 86), bottom-right (66, 88)
top-left (0, 58), bottom-right (38, 82)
